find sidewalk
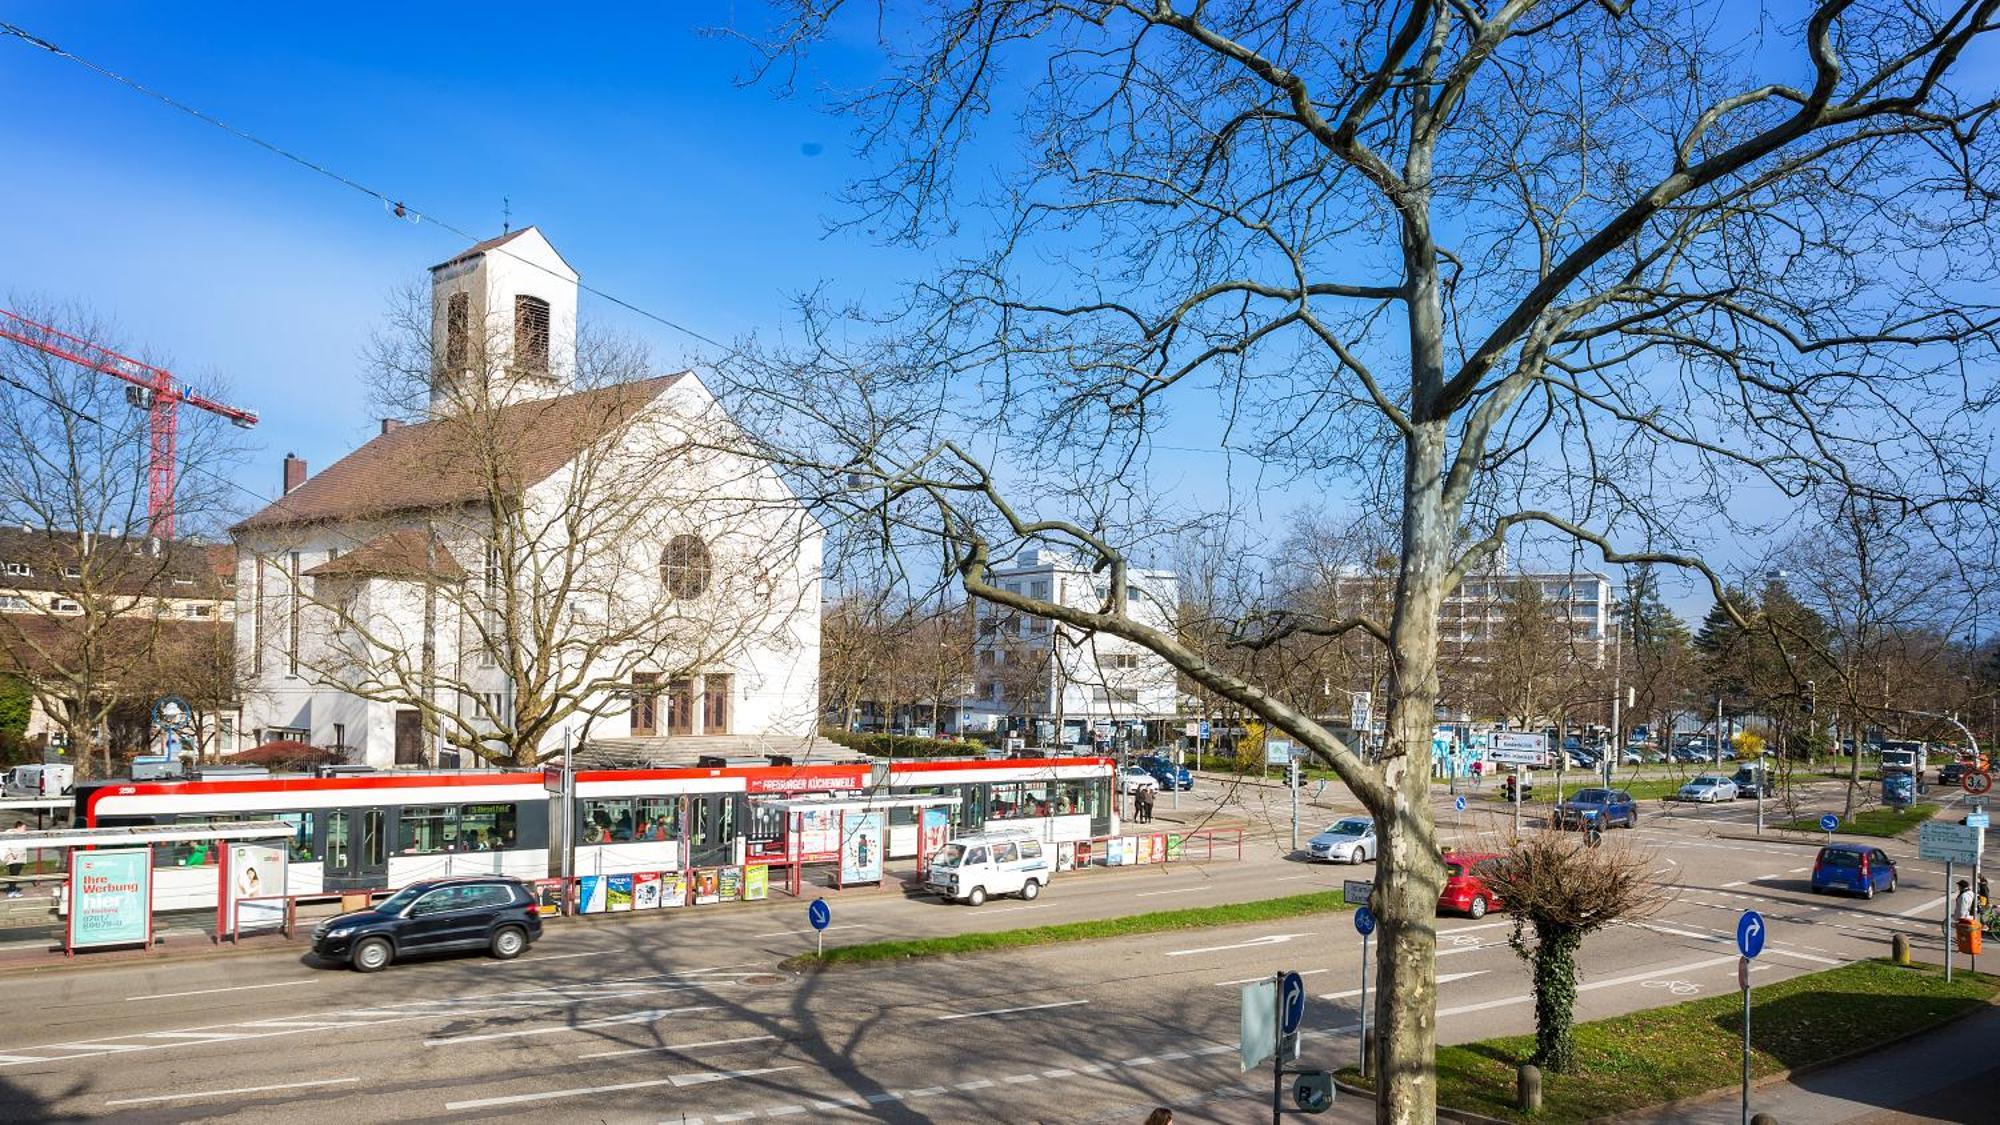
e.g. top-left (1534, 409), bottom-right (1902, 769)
top-left (1613, 998), bottom-right (2000, 1123)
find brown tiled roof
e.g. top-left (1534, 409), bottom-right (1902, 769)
top-left (0, 527), bottom-right (228, 598)
top-left (231, 374), bottom-right (684, 532)
top-left (303, 528), bottom-right (467, 581)
top-left (431, 228), bottom-right (530, 271)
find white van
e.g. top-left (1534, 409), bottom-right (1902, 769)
top-left (4, 763), bottom-right (74, 798)
top-left (925, 831), bottom-right (1053, 906)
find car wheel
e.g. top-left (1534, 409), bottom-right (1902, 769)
top-left (1863, 882), bottom-right (1875, 901)
top-left (966, 886), bottom-right (987, 907)
top-left (489, 925), bottom-right (528, 960)
top-left (1468, 895), bottom-right (1488, 919)
top-left (352, 936), bottom-right (392, 973)
top-left (1626, 811), bottom-right (1638, 829)
top-left (1020, 879), bottom-right (1041, 901)
top-left (1887, 873), bottom-right (1897, 894)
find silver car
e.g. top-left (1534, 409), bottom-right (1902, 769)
top-left (1306, 816), bottom-right (1377, 864)
top-left (1678, 774), bottom-right (1739, 803)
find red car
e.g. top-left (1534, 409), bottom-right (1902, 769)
top-left (1439, 851), bottom-right (1503, 918)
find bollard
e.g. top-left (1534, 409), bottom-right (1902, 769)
top-left (1517, 1064), bottom-right (1542, 1113)
top-left (1892, 933), bottom-right (1911, 967)
top-left (1751, 1115), bottom-right (1778, 1125)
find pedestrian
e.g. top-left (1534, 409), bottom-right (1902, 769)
top-left (2, 820), bottom-right (29, 898)
top-left (1139, 786), bottom-right (1154, 824)
top-left (1952, 878), bottom-right (1977, 923)
top-left (1471, 759), bottom-right (1484, 789)
top-left (1145, 1109), bottom-right (1173, 1125)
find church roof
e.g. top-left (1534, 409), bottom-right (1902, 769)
top-left (233, 374), bottom-right (685, 532)
top-left (302, 529), bottom-right (468, 581)
top-left (430, 226), bottom-right (574, 274)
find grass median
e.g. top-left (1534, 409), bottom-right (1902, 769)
top-left (1781, 803), bottom-right (1938, 838)
top-left (1340, 959), bottom-right (1997, 1122)
top-left (785, 891), bottom-right (1350, 970)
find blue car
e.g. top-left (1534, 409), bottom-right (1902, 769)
top-left (1810, 844), bottom-right (1898, 899)
top-left (1552, 788), bottom-right (1637, 831)
top-left (1137, 756), bottom-right (1194, 790)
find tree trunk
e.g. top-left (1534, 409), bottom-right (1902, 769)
top-left (1372, 422), bottom-right (1450, 1125)
top-left (1531, 926), bottom-right (1584, 1072)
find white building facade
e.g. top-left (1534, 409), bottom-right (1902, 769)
top-left (232, 229), bottom-right (821, 768)
top-left (961, 549), bottom-right (1179, 742)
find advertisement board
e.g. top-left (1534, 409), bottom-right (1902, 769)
top-left (607, 874), bottom-right (634, 912)
top-left (842, 812), bottom-right (885, 884)
top-left (69, 848), bottom-right (152, 950)
top-left (796, 808), bottom-right (841, 861)
top-left (533, 879), bottom-right (566, 916)
top-left (692, 869), bottom-right (721, 905)
top-left (222, 842), bottom-right (288, 936)
top-left (659, 871), bottom-right (686, 908)
top-left (919, 806), bottom-right (951, 864)
top-left (718, 865), bottom-right (744, 902)
top-left (743, 864), bottom-right (769, 901)
top-left (577, 875), bottom-right (608, 914)
top-left (633, 872), bottom-right (662, 909)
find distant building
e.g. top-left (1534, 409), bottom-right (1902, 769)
top-left (961, 549), bottom-right (1178, 742)
top-left (1440, 567), bottom-right (1618, 663)
top-left (0, 526), bottom-right (238, 753)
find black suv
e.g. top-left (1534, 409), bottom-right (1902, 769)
top-left (312, 876), bottom-right (542, 973)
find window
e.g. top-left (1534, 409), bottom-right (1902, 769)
top-left (660, 534), bottom-right (713, 599)
top-left (274, 811), bottom-right (316, 862)
top-left (61, 565), bottom-right (81, 579)
top-left (172, 575), bottom-right (192, 586)
top-left (459, 803), bottom-right (519, 850)
top-left (0, 595), bottom-right (27, 611)
top-left (514, 295), bottom-right (550, 371)
top-left (399, 806), bottom-right (456, 854)
top-left (187, 604), bottom-right (213, 618)
top-left (332, 723), bottom-right (346, 749)
top-left (53, 598), bottom-right (80, 613)
top-left (446, 291), bottom-right (470, 369)
top-left (3, 562), bottom-right (28, 577)
top-left (580, 797), bottom-right (677, 843)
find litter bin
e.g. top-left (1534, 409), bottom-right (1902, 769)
top-left (1956, 919), bottom-right (1982, 956)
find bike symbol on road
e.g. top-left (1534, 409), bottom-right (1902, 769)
top-left (1642, 979), bottom-right (1701, 996)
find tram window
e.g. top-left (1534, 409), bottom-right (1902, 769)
top-left (399, 806), bottom-right (457, 854)
top-left (1018, 781), bottom-right (1052, 817)
top-left (717, 799), bottom-right (736, 843)
top-left (328, 812), bottom-right (350, 867)
top-left (636, 798), bottom-right (678, 840)
top-left (165, 813), bottom-right (238, 866)
top-left (988, 783), bottom-right (1024, 821)
top-left (273, 811), bottom-right (315, 861)
top-left (961, 784), bottom-right (988, 825)
top-left (363, 810), bottom-right (387, 867)
top-left (459, 804), bottom-right (518, 850)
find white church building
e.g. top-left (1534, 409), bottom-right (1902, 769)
top-left (231, 228), bottom-right (821, 768)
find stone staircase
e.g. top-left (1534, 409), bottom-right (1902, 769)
top-left (575, 732), bottom-right (856, 768)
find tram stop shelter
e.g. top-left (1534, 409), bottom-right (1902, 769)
top-left (13, 821), bottom-right (297, 955)
top-left (758, 794), bottom-right (961, 896)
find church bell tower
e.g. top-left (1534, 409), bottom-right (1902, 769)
top-left (426, 226), bottom-right (578, 416)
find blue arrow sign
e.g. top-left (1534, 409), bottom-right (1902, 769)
top-left (1736, 910), bottom-right (1765, 959)
top-left (1354, 906), bottom-right (1376, 936)
top-left (808, 898), bottom-right (831, 932)
top-left (1819, 813), bottom-right (1839, 833)
top-left (1454, 795), bottom-right (1467, 813)
top-left (1279, 971), bottom-right (1306, 1036)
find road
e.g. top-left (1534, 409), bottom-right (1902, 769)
top-left (0, 778), bottom-right (1983, 1123)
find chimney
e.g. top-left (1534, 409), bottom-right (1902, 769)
top-left (380, 418), bottom-right (405, 436)
top-left (282, 453), bottom-right (308, 495)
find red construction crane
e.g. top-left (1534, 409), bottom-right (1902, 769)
top-left (0, 306), bottom-right (258, 538)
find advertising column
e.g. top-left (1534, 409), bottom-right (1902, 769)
top-left (68, 848), bottom-right (153, 952)
top-left (842, 810), bottom-right (885, 886)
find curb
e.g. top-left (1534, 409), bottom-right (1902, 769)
top-left (1331, 1075), bottom-right (1513, 1125)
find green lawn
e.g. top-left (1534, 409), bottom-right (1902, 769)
top-left (1341, 960), bottom-right (1996, 1122)
top-left (1781, 804), bottom-right (1938, 838)
top-left (784, 891), bottom-right (1350, 969)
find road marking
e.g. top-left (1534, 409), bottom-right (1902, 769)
top-left (1721, 880), bottom-right (1746, 887)
top-left (1440, 920), bottom-right (1513, 936)
top-left (1319, 970), bottom-right (1485, 1001)
top-left (1216, 968), bottom-right (1329, 987)
top-left (1166, 932), bottom-right (1311, 956)
top-left (1438, 954), bottom-right (1742, 1018)
top-left (498, 950), bottom-right (601, 963)
top-left (423, 1006), bottom-right (715, 1046)
top-left (444, 1066), bottom-right (799, 1110)
top-left (980, 904), bottom-right (1046, 914)
top-left (1898, 894), bottom-right (1947, 917)
top-left (105, 1077), bottom-right (358, 1106)
top-left (936, 999), bottom-right (1088, 1021)
top-left (1133, 887), bottom-right (1206, 897)
top-left (750, 923), bottom-right (868, 938)
top-left (125, 980), bottom-right (318, 1002)
top-left (578, 1033), bottom-right (776, 1060)
top-left (1438, 942), bottom-right (1502, 958)
top-left (956, 1078), bottom-right (995, 1091)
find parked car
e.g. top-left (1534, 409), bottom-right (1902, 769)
top-left (1553, 788), bottom-right (1639, 831)
top-left (1731, 765), bottom-right (1776, 798)
top-left (1810, 843), bottom-right (1898, 899)
top-left (1137, 756), bottom-right (1194, 791)
top-left (311, 876), bottom-right (541, 973)
top-left (926, 830), bottom-right (1052, 905)
top-left (1438, 852), bottom-right (1503, 918)
top-left (1620, 747), bottom-right (1647, 766)
top-left (1118, 766), bottom-right (1161, 794)
top-left (1564, 747), bottom-right (1600, 769)
top-left (1678, 774), bottom-right (1739, 802)
top-left (1306, 816), bottom-right (1377, 864)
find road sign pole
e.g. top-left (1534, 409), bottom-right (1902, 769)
top-left (1291, 757), bottom-right (1300, 852)
top-left (1272, 970), bottom-right (1284, 1125)
top-left (1944, 860), bottom-right (1954, 983)
top-left (1740, 958), bottom-right (1751, 1125)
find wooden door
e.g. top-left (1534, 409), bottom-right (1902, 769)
top-left (702, 675), bottom-right (731, 735)
top-left (666, 679), bottom-right (694, 736)
top-left (394, 709), bottom-right (423, 766)
top-left (630, 673), bottom-right (659, 736)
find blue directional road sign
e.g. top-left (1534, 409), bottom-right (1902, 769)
top-left (808, 898), bottom-right (831, 931)
top-left (1819, 813), bottom-right (1839, 833)
top-left (1736, 910), bottom-right (1765, 959)
top-left (1354, 906), bottom-right (1376, 936)
top-left (1454, 795), bottom-right (1467, 813)
top-left (1279, 971), bottom-right (1306, 1036)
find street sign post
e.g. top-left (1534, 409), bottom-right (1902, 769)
top-left (1737, 909), bottom-right (1764, 1125)
top-left (808, 898), bottom-right (831, 958)
top-left (1343, 879), bottom-right (1373, 907)
top-left (1241, 977), bottom-right (1276, 1073)
top-left (1354, 906), bottom-right (1375, 1080)
top-left (1454, 793), bottom-right (1466, 836)
top-left (1919, 821), bottom-right (1983, 865)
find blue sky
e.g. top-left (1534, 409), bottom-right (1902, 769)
top-left (0, 3), bottom-right (919, 505)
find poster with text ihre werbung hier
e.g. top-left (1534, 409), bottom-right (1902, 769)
top-left (70, 848), bottom-right (152, 949)
top-left (842, 811), bottom-right (884, 884)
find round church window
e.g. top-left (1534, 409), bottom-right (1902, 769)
top-left (660, 534), bottom-right (713, 599)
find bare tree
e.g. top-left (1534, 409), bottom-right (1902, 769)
top-left (723, 5), bottom-right (2000, 1118)
top-left (1481, 832), bottom-right (1659, 1073)
top-left (0, 301), bottom-right (243, 772)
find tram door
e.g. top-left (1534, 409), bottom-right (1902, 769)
top-left (686, 794), bottom-right (740, 868)
top-left (324, 808), bottom-right (390, 890)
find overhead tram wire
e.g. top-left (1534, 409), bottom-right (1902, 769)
top-left (0, 20), bottom-right (728, 353)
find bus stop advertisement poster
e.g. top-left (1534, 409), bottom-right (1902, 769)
top-left (222, 842), bottom-right (288, 936)
top-left (842, 811), bottom-right (885, 884)
top-left (69, 847), bottom-right (153, 951)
